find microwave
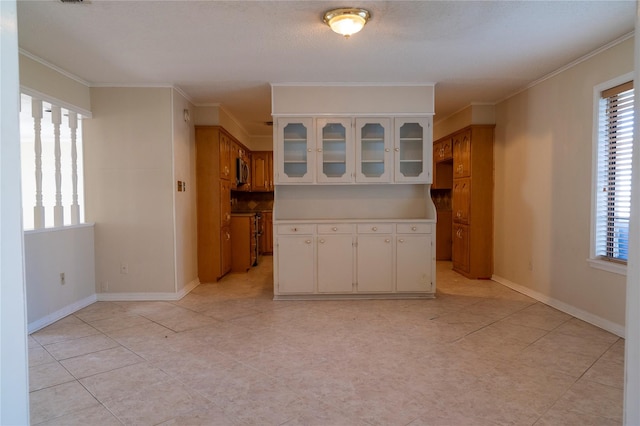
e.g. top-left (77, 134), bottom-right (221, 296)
top-left (236, 157), bottom-right (249, 186)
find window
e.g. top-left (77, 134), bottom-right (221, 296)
top-left (591, 77), bottom-right (634, 273)
top-left (19, 93), bottom-right (86, 230)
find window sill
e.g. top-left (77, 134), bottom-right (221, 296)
top-left (587, 258), bottom-right (627, 276)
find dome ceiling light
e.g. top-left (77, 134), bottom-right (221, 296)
top-left (323, 8), bottom-right (370, 38)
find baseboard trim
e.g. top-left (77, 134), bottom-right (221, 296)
top-left (28, 294), bottom-right (98, 334)
top-left (492, 275), bottom-right (625, 337)
top-left (97, 279), bottom-right (200, 302)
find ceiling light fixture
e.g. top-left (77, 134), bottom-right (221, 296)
top-left (323, 8), bottom-right (370, 38)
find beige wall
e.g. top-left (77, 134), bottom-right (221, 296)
top-left (194, 105), bottom-right (251, 147)
top-left (172, 89), bottom-right (198, 292)
top-left (19, 53), bottom-right (91, 114)
top-left (84, 87), bottom-right (176, 295)
top-left (493, 37), bottom-right (633, 331)
top-left (434, 104), bottom-right (496, 140)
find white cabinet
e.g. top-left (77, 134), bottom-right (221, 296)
top-left (394, 117), bottom-right (432, 183)
top-left (317, 118), bottom-right (354, 183)
top-left (275, 116), bottom-right (431, 184)
top-left (355, 118), bottom-right (392, 183)
top-left (276, 225), bottom-right (315, 294)
top-left (273, 220), bottom-right (434, 298)
top-left (317, 224), bottom-right (354, 293)
top-left (277, 118), bottom-right (315, 183)
top-left (396, 224), bottom-right (433, 293)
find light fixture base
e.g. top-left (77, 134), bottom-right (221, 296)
top-left (323, 8), bottom-right (370, 38)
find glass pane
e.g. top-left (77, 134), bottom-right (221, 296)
top-left (283, 123), bottom-right (307, 178)
top-left (360, 123), bottom-right (384, 178)
top-left (322, 122), bottom-right (346, 178)
top-left (399, 123), bottom-right (423, 177)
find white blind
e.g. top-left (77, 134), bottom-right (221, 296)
top-left (595, 82), bottom-right (634, 261)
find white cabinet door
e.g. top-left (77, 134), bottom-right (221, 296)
top-left (276, 118), bottom-right (315, 183)
top-left (394, 117), bottom-right (432, 183)
top-left (356, 235), bottom-right (394, 292)
top-left (316, 118), bottom-right (353, 183)
top-left (355, 118), bottom-right (392, 183)
top-left (317, 235), bottom-right (354, 293)
top-left (276, 235), bottom-right (315, 293)
top-left (396, 234), bottom-right (433, 292)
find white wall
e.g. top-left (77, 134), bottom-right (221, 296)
top-left (172, 89), bottom-right (198, 293)
top-left (493, 37), bottom-right (634, 333)
top-left (25, 225), bottom-right (96, 332)
top-left (1, 0), bottom-right (30, 422)
top-left (84, 87), bottom-right (177, 296)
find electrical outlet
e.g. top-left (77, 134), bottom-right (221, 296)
top-left (120, 263), bottom-right (128, 274)
top-left (60, 272), bottom-right (65, 285)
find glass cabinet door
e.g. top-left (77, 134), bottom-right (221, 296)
top-left (394, 117), bottom-right (432, 182)
top-left (355, 118), bottom-right (391, 182)
top-left (277, 118), bottom-right (314, 183)
top-left (316, 118), bottom-right (353, 183)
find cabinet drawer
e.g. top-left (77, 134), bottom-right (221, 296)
top-left (357, 224), bottom-right (394, 234)
top-left (277, 224), bottom-right (315, 235)
top-left (318, 224), bottom-right (355, 234)
top-left (396, 223), bottom-right (432, 234)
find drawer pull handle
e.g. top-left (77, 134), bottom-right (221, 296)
top-left (411, 226), bottom-right (417, 231)
top-left (399, 239), bottom-right (404, 243)
top-left (319, 239), bottom-right (325, 244)
top-left (305, 239), bottom-right (312, 244)
top-left (372, 226), bottom-right (378, 231)
top-left (384, 239), bottom-right (390, 243)
top-left (332, 227), bottom-right (338, 231)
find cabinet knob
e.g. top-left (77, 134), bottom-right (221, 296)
top-left (308, 148), bottom-right (312, 152)
top-left (411, 226), bottom-right (417, 231)
top-left (456, 211), bottom-right (461, 218)
top-left (305, 239), bottom-right (312, 244)
top-left (317, 148), bottom-right (322, 152)
top-left (372, 226), bottom-right (378, 231)
top-left (385, 148), bottom-right (390, 152)
top-left (398, 239), bottom-right (405, 243)
top-left (394, 148), bottom-right (400, 152)
top-left (332, 227), bottom-right (338, 231)
top-left (292, 227), bottom-right (297, 232)
top-left (319, 239), bottom-right (325, 244)
top-left (384, 239), bottom-right (390, 243)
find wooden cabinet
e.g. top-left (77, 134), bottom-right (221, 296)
top-left (450, 125), bottom-right (494, 279)
top-left (434, 138), bottom-right (453, 162)
top-left (435, 210), bottom-right (452, 261)
top-left (274, 221), bottom-right (434, 298)
top-left (252, 151), bottom-right (273, 192)
top-left (196, 126), bottom-right (238, 282)
top-left (260, 211), bottom-right (273, 254)
top-left (275, 116), bottom-right (432, 184)
top-left (230, 215), bottom-right (256, 272)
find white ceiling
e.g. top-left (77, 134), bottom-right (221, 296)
top-left (17, 0), bottom-right (635, 137)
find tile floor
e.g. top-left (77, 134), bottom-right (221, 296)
top-left (28, 258), bottom-right (624, 425)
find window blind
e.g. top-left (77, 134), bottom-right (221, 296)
top-left (595, 81), bottom-right (634, 261)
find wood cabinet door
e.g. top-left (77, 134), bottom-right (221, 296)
top-left (453, 130), bottom-right (471, 178)
top-left (356, 235), bottom-right (394, 292)
top-left (318, 235), bottom-right (354, 293)
top-left (434, 138), bottom-right (453, 162)
top-left (452, 178), bottom-right (470, 224)
top-left (277, 235), bottom-right (315, 293)
top-left (220, 180), bottom-right (231, 227)
top-left (219, 132), bottom-right (232, 180)
top-left (252, 151), bottom-right (272, 191)
top-left (396, 234), bottom-right (432, 292)
top-left (220, 226), bottom-right (232, 276)
top-left (452, 223), bottom-right (470, 273)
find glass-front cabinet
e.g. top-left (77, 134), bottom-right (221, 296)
top-left (277, 118), bottom-right (314, 183)
top-left (394, 117), bottom-right (432, 183)
top-left (316, 118), bottom-right (353, 183)
top-left (355, 118), bottom-right (391, 183)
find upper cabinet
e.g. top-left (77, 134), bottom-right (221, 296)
top-left (275, 116), bottom-right (431, 185)
top-left (394, 117), bottom-right (432, 183)
top-left (252, 151), bottom-right (273, 192)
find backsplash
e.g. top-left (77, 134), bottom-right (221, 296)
top-left (231, 191), bottom-right (274, 212)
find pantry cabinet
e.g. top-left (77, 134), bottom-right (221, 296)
top-left (449, 125), bottom-right (494, 279)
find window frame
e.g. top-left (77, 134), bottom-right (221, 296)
top-left (589, 72), bottom-right (634, 276)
